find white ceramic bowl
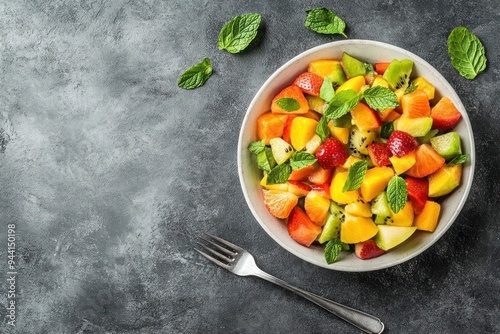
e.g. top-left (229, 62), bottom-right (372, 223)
top-left (237, 40), bottom-right (475, 271)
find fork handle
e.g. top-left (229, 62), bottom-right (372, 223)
top-left (253, 269), bottom-right (384, 334)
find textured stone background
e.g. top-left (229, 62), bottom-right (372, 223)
top-left (0, 1), bottom-right (499, 333)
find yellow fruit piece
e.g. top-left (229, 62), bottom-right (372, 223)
top-left (360, 167), bottom-right (394, 202)
top-left (344, 200), bottom-right (372, 217)
top-left (336, 76), bottom-right (366, 93)
top-left (306, 95), bottom-right (328, 114)
top-left (328, 124), bottom-right (350, 144)
top-left (290, 116), bottom-right (319, 151)
top-left (340, 213), bottom-right (379, 244)
top-left (412, 76), bottom-right (435, 100)
top-left (371, 76), bottom-right (390, 88)
top-left (307, 59), bottom-right (343, 79)
top-left (330, 170), bottom-right (359, 204)
top-left (389, 153), bottom-right (416, 175)
top-left (304, 191), bottom-right (331, 226)
top-left (414, 200), bottom-right (441, 232)
top-left (260, 174), bottom-right (288, 191)
top-left (388, 201), bottom-right (414, 227)
top-left (428, 164), bottom-right (462, 197)
top-left (342, 155), bottom-right (362, 169)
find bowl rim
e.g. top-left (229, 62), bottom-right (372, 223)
top-left (237, 39), bottom-right (475, 271)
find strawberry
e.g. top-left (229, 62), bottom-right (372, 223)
top-left (386, 130), bottom-right (418, 158)
top-left (355, 240), bottom-right (386, 259)
top-left (315, 138), bottom-right (349, 169)
top-left (293, 72), bottom-right (324, 97)
top-left (431, 97), bottom-right (462, 132)
top-left (287, 180), bottom-right (311, 197)
top-left (368, 142), bottom-right (392, 167)
top-left (262, 190), bottom-right (298, 219)
top-left (287, 206), bottom-right (322, 247)
top-left (310, 183), bottom-right (331, 199)
top-left (405, 176), bottom-right (429, 214)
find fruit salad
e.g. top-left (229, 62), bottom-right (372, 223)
top-left (248, 52), bottom-right (468, 264)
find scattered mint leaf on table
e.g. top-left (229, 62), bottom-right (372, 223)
top-left (387, 175), bottom-right (407, 213)
top-left (325, 239), bottom-right (349, 264)
top-left (304, 8), bottom-right (347, 37)
top-left (447, 26), bottom-right (487, 79)
top-left (343, 160), bottom-right (367, 192)
top-left (362, 86), bottom-right (399, 111)
top-left (276, 97), bottom-right (300, 112)
top-left (177, 58), bottom-right (213, 90)
top-left (218, 13), bottom-right (262, 54)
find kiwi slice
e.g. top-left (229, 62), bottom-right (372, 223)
top-left (371, 192), bottom-right (393, 225)
top-left (383, 59), bottom-right (414, 90)
top-left (328, 62), bottom-right (348, 88)
top-left (318, 202), bottom-right (345, 244)
top-left (342, 52), bottom-right (373, 78)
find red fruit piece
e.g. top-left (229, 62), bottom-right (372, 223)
top-left (355, 240), bottom-right (386, 260)
top-left (368, 143), bottom-right (392, 167)
top-left (310, 183), bottom-right (331, 199)
top-left (350, 102), bottom-right (382, 130)
top-left (282, 115), bottom-right (297, 144)
top-left (405, 177), bottom-right (429, 214)
top-left (387, 130), bottom-right (418, 158)
top-left (374, 62), bottom-right (390, 75)
top-left (287, 206), bottom-right (322, 247)
top-left (405, 144), bottom-right (445, 178)
top-left (315, 138), bottom-right (349, 169)
top-left (293, 72), bottom-right (324, 97)
top-left (307, 166), bottom-right (333, 185)
top-left (431, 97), bottom-right (462, 132)
top-left (288, 180), bottom-right (311, 197)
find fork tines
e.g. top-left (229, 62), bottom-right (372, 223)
top-left (194, 233), bottom-right (238, 268)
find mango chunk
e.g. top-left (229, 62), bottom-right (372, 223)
top-left (330, 170), bottom-right (359, 204)
top-left (428, 164), bottom-right (462, 197)
top-left (340, 213), bottom-right (379, 244)
top-left (414, 200), bottom-right (441, 232)
top-left (290, 116), bottom-right (318, 151)
top-left (360, 167), bottom-right (394, 202)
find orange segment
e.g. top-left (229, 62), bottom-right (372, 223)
top-left (304, 191), bottom-right (330, 226)
top-left (262, 190), bottom-right (298, 219)
top-left (256, 112), bottom-right (288, 145)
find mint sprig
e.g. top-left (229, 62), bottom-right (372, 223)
top-left (218, 13), bottom-right (262, 54)
top-left (324, 89), bottom-right (360, 120)
top-left (178, 58), bottom-right (213, 90)
top-left (387, 175), bottom-right (407, 213)
top-left (448, 154), bottom-right (469, 165)
top-left (362, 86), bottom-right (400, 111)
top-left (290, 151), bottom-right (317, 170)
top-left (324, 239), bottom-right (349, 264)
top-left (304, 8), bottom-right (347, 38)
top-left (266, 163), bottom-right (292, 185)
top-left (276, 97), bottom-right (300, 112)
top-left (248, 140), bottom-right (266, 154)
top-left (343, 160), bottom-right (367, 192)
top-left (316, 116), bottom-right (330, 142)
top-left (256, 147), bottom-right (275, 173)
top-left (447, 26), bottom-right (487, 80)
top-left (320, 77), bottom-right (335, 103)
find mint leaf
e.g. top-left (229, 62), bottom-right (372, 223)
top-left (248, 140), bottom-right (266, 154)
top-left (448, 154), bottom-right (469, 165)
top-left (290, 151), bottom-right (317, 170)
top-left (316, 116), bottom-right (330, 142)
top-left (387, 175), bottom-right (407, 213)
top-left (324, 239), bottom-right (349, 264)
top-left (343, 160), bottom-right (367, 192)
top-left (380, 122), bottom-right (394, 139)
top-left (276, 97), bottom-right (300, 112)
top-left (266, 163), bottom-right (292, 185)
top-left (218, 13), bottom-right (262, 54)
top-left (257, 147), bottom-right (275, 173)
top-left (324, 89), bottom-right (360, 120)
top-left (304, 8), bottom-right (347, 37)
top-left (178, 58), bottom-right (213, 90)
top-left (320, 77), bottom-right (335, 102)
top-left (447, 26), bottom-right (487, 79)
top-left (362, 86), bottom-right (399, 111)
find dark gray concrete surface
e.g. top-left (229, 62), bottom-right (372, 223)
top-left (0, 1), bottom-right (499, 333)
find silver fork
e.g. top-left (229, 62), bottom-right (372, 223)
top-left (194, 233), bottom-right (384, 334)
